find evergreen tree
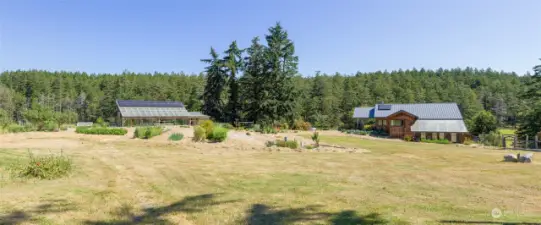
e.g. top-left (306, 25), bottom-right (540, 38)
top-left (201, 48), bottom-right (227, 121)
top-left (240, 37), bottom-right (266, 123)
top-left (223, 41), bottom-right (244, 123)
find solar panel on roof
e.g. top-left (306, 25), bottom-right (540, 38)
top-left (378, 104), bottom-right (392, 110)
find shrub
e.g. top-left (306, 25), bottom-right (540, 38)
top-left (312, 132), bottom-right (320, 147)
top-left (75, 126), bottom-right (127, 135)
top-left (293, 119), bottom-right (311, 131)
top-left (253, 124), bottom-right (262, 133)
top-left (262, 126), bottom-right (277, 134)
top-left (470, 110), bottom-right (498, 136)
top-left (60, 124), bottom-right (69, 131)
top-left (134, 126), bottom-right (163, 139)
top-left (246, 132), bottom-right (251, 136)
top-left (404, 135), bottom-right (413, 142)
top-left (9, 151), bottom-right (72, 180)
top-left (200, 120), bottom-right (214, 138)
top-left (281, 122), bottom-right (289, 130)
top-left (179, 125), bottom-right (190, 128)
top-left (463, 136), bottom-right (473, 145)
top-left (479, 131), bottom-right (502, 147)
top-left (193, 126), bottom-right (206, 142)
top-left (95, 117), bottom-right (108, 127)
top-left (265, 140), bottom-right (275, 147)
top-left (420, 138), bottom-right (450, 144)
top-left (42, 120), bottom-right (59, 132)
top-left (363, 124), bottom-right (373, 130)
top-left (6, 124), bottom-right (26, 133)
top-left (276, 140), bottom-right (299, 149)
top-left (208, 126), bottom-right (228, 142)
top-left (168, 133), bottom-right (184, 141)
top-left (220, 123), bottom-right (234, 129)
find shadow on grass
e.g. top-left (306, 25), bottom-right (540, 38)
top-left (244, 204), bottom-right (401, 225)
top-left (0, 199), bottom-right (74, 225)
top-left (84, 193), bottom-right (237, 225)
top-left (439, 220), bottom-right (541, 225)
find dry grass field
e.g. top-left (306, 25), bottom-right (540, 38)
top-left (1, 128), bottom-right (541, 224)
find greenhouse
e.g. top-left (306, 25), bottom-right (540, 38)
top-left (116, 100), bottom-right (209, 126)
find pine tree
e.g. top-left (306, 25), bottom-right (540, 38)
top-left (517, 60), bottom-right (541, 137)
top-left (240, 37), bottom-right (266, 123)
top-left (223, 41), bottom-right (244, 123)
top-left (263, 22), bottom-right (298, 124)
top-left (201, 47), bottom-right (227, 121)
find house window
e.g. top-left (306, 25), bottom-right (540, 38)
top-left (439, 133), bottom-right (445, 139)
top-left (421, 132), bottom-right (426, 139)
top-left (377, 120), bottom-right (382, 126)
top-left (432, 133), bottom-right (437, 140)
top-left (451, 133), bottom-right (457, 142)
top-left (382, 120), bottom-right (387, 126)
top-left (391, 120), bottom-right (403, 126)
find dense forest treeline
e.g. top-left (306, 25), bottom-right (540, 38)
top-left (0, 67), bottom-right (530, 128)
top-left (0, 22), bottom-right (536, 134)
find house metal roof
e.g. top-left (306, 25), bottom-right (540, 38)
top-left (353, 103), bottom-right (463, 120)
top-left (410, 120), bottom-right (468, 133)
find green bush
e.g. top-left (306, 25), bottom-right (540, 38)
top-left (312, 132), bottom-right (320, 147)
top-left (42, 120), bottom-right (59, 132)
top-left (479, 131), bottom-right (502, 147)
top-left (463, 137), bottom-right (473, 145)
top-left (292, 119), bottom-right (311, 131)
top-left (253, 124), bottom-right (262, 132)
top-left (200, 120), bottom-right (214, 138)
top-left (208, 126), bottom-right (228, 142)
top-left (220, 123), bottom-right (234, 129)
top-left (76, 126), bottom-right (127, 135)
top-left (276, 140), bottom-right (299, 149)
top-left (404, 135), bottom-right (413, 142)
top-left (95, 117), bottom-right (108, 127)
top-left (6, 124), bottom-right (26, 133)
top-left (420, 138), bottom-right (450, 144)
top-left (168, 133), bottom-right (184, 141)
top-left (134, 126), bottom-right (163, 139)
top-left (9, 151), bottom-right (72, 180)
top-left (60, 124), bottom-right (69, 131)
top-left (178, 125), bottom-right (190, 128)
top-left (193, 126), bottom-right (206, 142)
top-left (262, 126), bottom-right (277, 134)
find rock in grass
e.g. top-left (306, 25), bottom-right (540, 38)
top-left (504, 154), bottom-right (518, 162)
top-left (519, 153), bottom-right (534, 163)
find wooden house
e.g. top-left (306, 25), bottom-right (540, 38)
top-left (353, 103), bottom-right (469, 143)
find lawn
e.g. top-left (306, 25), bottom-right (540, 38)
top-left (499, 128), bottom-right (516, 135)
top-left (1, 130), bottom-right (541, 224)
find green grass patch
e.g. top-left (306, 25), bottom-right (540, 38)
top-left (275, 140), bottom-right (299, 149)
top-left (499, 128), bottom-right (516, 135)
top-left (420, 138), bottom-right (450, 144)
top-left (76, 126), bottom-right (128, 135)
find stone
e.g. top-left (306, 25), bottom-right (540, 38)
top-left (519, 153), bottom-right (534, 163)
top-left (504, 154), bottom-right (517, 162)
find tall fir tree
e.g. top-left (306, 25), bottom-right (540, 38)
top-left (223, 41), bottom-right (244, 123)
top-left (201, 47), bottom-right (227, 121)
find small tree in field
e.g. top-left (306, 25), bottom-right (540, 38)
top-left (312, 131), bottom-right (320, 147)
top-left (470, 110), bottom-right (497, 135)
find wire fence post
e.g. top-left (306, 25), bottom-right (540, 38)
top-left (513, 135), bottom-right (517, 149)
top-left (526, 135), bottom-right (529, 149)
top-left (534, 135), bottom-right (539, 149)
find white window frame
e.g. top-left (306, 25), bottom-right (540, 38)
top-left (451, 133), bottom-right (457, 142)
top-left (421, 132), bottom-right (426, 139)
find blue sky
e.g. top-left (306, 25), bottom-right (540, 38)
top-left (0, 0), bottom-right (540, 75)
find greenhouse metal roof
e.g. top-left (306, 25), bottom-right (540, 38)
top-left (116, 100), bottom-right (209, 118)
top-left (116, 100), bottom-right (184, 108)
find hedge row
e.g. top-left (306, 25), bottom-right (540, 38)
top-left (75, 126), bottom-right (128, 135)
